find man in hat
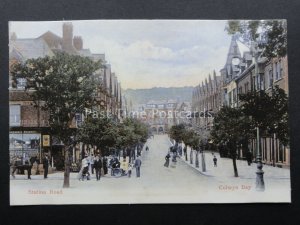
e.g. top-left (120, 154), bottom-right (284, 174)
top-left (43, 153), bottom-right (49, 179)
top-left (134, 156), bottom-right (142, 177)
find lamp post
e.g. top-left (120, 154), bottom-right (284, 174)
top-left (252, 42), bottom-right (265, 191)
top-left (233, 34), bottom-right (265, 191)
top-left (255, 126), bottom-right (265, 191)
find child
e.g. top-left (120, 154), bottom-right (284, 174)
top-left (128, 163), bottom-right (132, 178)
top-left (213, 155), bottom-right (217, 167)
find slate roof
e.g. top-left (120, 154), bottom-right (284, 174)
top-left (10, 38), bottom-right (54, 60)
top-left (38, 31), bottom-right (62, 49)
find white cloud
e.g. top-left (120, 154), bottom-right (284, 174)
top-left (10, 20), bottom-right (232, 89)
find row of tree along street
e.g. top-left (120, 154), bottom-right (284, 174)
top-left (170, 20), bottom-right (289, 185)
top-left (10, 52), bottom-right (149, 188)
top-left (169, 85), bottom-right (289, 178)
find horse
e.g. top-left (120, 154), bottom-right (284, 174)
top-left (10, 156), bottom-right (38, 179)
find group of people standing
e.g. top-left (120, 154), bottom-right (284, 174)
top-left (164, 145), bottom-right (177, 168)
top-left (78, 146), bottom-right (146, 181)
top-left (78, 154), bottom-right (108, 181)
top-left (165, 144), bottom-right (221, 168)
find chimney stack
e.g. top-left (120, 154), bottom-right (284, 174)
top-left (62, 22), bottom-right (73, 51)
top-left (73, 36), bottom-right (83, 50)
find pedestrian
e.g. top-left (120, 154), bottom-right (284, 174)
top-left (213, 155), bottom-right (217, 167)
top-left (110, 157), bottom-right (115, 176)
top-left (103, 156), bottom-right (108, 175)
top-left (171, 146), bottom-right (177, 162)
top-left (94, 155), bottom-right (102, 181)
top-left (146, 146), bottom-right (149, 151)
top-left (134, 156), bottom-right (142, 177)
top-left (164, 153), bottom-right (170, 167)
top-left (43, 154), bottom-right (49, 179)
top-left (24, 154), bottom-right (32, 179)
top-left (178, 145), bottom-right (182, 156)
top-left (128, 162), bottom-right (132, 178)
top-left (80, 155), bottom-right (90, 180)
top-left (90, 154), bottom-right (95, 174)
top-left (120, 157), bottom-right (128, 175)
top-left (246, 151), bottom-right (252, 166)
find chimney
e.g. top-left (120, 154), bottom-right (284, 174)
top-left (73, 36), bottom-right (83, 50)
top-left (62, 22), bottom-right (73, 51)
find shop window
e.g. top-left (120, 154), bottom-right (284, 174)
top-left (10, 105), bottom-right (21, 126)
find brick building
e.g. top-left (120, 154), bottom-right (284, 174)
top-left (191, 71), bottom-right (223, 133)
top-left (144, 99), bottom-right (178, 134)
top-left (220, 35), bottom-right (289, 167)
top-left (9, 22), bottom-right (123, 169)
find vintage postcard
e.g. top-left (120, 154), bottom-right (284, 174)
top-left (9, 20), bottom-right (290, 205)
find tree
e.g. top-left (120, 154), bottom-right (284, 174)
top-left (211, 106), bottom-right (251, 177)
top-left (239, 86), bottom-right (289, 146)
top-left (225, 20), bottom-right (287, 59)
top-left (116, 118), bottom-right (148, 161)
top-left (122, 118), bottom-right (148, 145)
top-left (11, 52), bottom-right (102, 188)
top-left (169, 123), bottom-right (186, 143)
top-left (77, 116), bottom-right (118, 156)
top-left (190, 131), bottom-right (201, 168)
top-left (182, 129), bottom-right (195, 165)
top-left (181, 128), bottom-right (201, 167)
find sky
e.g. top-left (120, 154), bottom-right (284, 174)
top-left (9, 20), bottom-right (231, 90)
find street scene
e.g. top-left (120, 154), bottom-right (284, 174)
top-left (9, 20), bottom-right (290, 205)
top-left (10, 134), bottom-right (290, 204)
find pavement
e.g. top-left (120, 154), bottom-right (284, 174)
top-left (178, 145), bottom-right (290, 180)
top-left (10, 134), bottom-right (291, 205)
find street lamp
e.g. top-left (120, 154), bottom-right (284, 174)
top-left (255, 126), bottom-right (264, 191)
top-left (232, 34), bottom-right (265, 191)
top-left (252, 42), bottom-right (265, 191)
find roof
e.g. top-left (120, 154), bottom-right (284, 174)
top-left (78, 49), bottom-right (92, 57)
top-left (224, 36), bottom-right (241, 68)
top-left (9, 48), bottom-right (24, 61)
top-left (236, 40), bottom-right (250, 57)
top-left (10, 38), bottom-right (54, 60)
top-left (38, 31), bottom-right (62, 49)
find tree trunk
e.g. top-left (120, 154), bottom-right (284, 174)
top-left (63, 146), bottom-right (71, 188)
top-left (81, 143), bottom-right (85, 160)
top-left (190, 148), bottom-right (193, 164)
top-left (232, 155), bottom-right (238, 177)
top-left (195, 151), bottom-right (199, 168)
top-left (201, 151), bottom-right (206, 172)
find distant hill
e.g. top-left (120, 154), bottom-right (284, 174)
top-left (123, 86), bottom-right (194, 106)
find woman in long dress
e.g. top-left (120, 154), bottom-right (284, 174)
top-left (164, 153), bottom-right (170, 167)
top-left (78, 155), bottom-right (89, 180)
